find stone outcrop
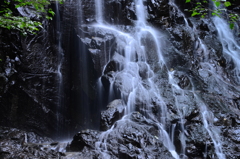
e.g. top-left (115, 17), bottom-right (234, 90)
top-left (0, 126), bottom-right (66, 158)
top-left (65, 0), bottom-right (240, 158)
top-left (0, 19), bottom-right (61, 137)
top-left (68, 112), bottom-right (175, 159)
top-left (1, 0), bottom-right (240, 158)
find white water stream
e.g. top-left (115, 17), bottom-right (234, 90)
top-left (213, 16), bottom-right (240, 83)
top-left (90, 0), bottom-right (240, 158)
top-left (93, 0), bottom-right (179, 158)
top-left (55, 1), bottom-right (64, 139)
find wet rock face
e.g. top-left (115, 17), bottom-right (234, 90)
top-left (79, 26), bottom-right (117, 76)
top-left (63, 0), bottom-right (240, 157)
top-left (100, 99), bottom-right (126, 131)
top-left (104, 0), bottom-right (137, 25)
top-left (0, 8), bottom-right (62, 137)
top-left (1, 0), bottom-right (240, 158)
top-left (0, 127), bottom-right (65, 159)
top-left (221, 117), bottom-right (240, 159)
top-left (81, 0), bottom-right (96, 23)
top-left (65, 0), bottom-right (240, 158)
top-left (68, 129), bottom-right (100, 152)
top-left (68, 112), bottom-right (174, 159)
top-left (0, 1), bottom-right (76, 136)
top-left (147, 0), bottom-right (170, 22)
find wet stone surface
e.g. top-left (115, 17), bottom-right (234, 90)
top-left (0, 127), bottom-right (66, 159)
top-left (68, 112), bottom-right (175, 159)
top-left (1, 0), bottom-right (240, 158)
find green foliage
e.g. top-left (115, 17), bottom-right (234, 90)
top-left (0, 0), bottom-right (64, 35)
top-left (185, 0), bottom-right (239, 29)
top-left (0, 15), bottom-right (42, 35)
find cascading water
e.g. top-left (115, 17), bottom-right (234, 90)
top-left (92, 0), bottom-right (179, 158)
top-left (194, 93), bottom-right (226, 159)
top-left (194, 39), bottom-right (227, 159)
top-left (75, 0), bottom-right (98, 129)
top-left (2, 0), bottom-right (240, 158)
top-left (55, 1), bottom-right (64, 139)
top-left (167, 1), bottom-right (236, 158)
top-left (168, 71), bottom-right (188, 157)
top-left (213, 16), bottom-right (240, 83)
top-left (67, 0), bottom-right (240, 158)
top-left (95, 0), bottom-right (104, 24)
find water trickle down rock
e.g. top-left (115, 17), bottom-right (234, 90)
top-left (1, 0), bottom-right (240, 158)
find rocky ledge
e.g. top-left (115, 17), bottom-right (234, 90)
top-left (0, 126), bottom-right (67, 159)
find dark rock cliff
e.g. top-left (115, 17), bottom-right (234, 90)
top-left (0, 24), bottom-right (60, 137)
top-left (1, 0), bottom-right (240, 158)
top-left (0, 4), bottom-right (66, 138)
top-left (65, 0), bottom-right (240, 158)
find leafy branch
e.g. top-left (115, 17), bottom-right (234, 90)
top-left (0, 0), bottom-right (64, 35)
top-left (185, 0), bottom-right (239, 29)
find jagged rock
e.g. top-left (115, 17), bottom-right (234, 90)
top-left (65, 0), bottom-right (240, 157)
top-left (147, 0), bottom-right (170, 25)
top-left (68, 129), bottom-right (100, 152)
top-left (221, 122), bottom-right (240, 158)
top-left (69, 112), bottom-right (175, 159)
top-left (100, 99), bottom-right (126, 131)
top-left (0, 127), bottom-right (65, 159)
top-left (81, 0), bottom-right (96, 23)
top-left (227, 127), bottom-right (240, 144)
top-left (184, 121), bottom-right (214, 158)
top-left (103, 60), bottom-right (122, 75)
top-left (0, 15), bottom-right (62, 137)
top-left (104, 0), bottom-right (137, 25)
top-left (138, 62), bottom-right (154, 79)
top-left (1, 0), bottom-right (240, 158)
top-left (79, 26), bottom-right (117, 75)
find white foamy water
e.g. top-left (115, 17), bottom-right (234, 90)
top-left (213, 16), bottom-right (240, 83)
top-left (87, 0), bottom-right (240, 158)
top-left (92, 0), bottom-right (179, 158)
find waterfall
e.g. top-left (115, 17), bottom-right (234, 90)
top-left (75, 0), bottom-right (93, 129)
top-left (2, 0), bottom-right (240, 158)
top-left (91, 0), bottom-right (180, 158)
top-left (194, 94), bottom-right (226, 159)
top-left (66, 0), bottom-right (240, 158)
top-left (213, 16), bottom-right (240, 83)
top-left (196, 38), bottom-right (228, 159)
top-left (95, 0), bottom-right (104, 24)
top-left (168, 71), bottom-right (187, 157)
top-left (55, 1), bottom-right (64, 139)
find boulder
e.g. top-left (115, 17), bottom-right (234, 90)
top-left (68, 129), bottom-right (100, 152)
top-left (0, 127), bottom-right (65, 159)
top-left (100, 99), bottom-right (126, 131)
top-left (69, 112), bottom-right (175, 159)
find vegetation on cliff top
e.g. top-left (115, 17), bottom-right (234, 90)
top-left (0, 0), bottom-right (63, 35)
top-left (0, 0), bottom-right (239, 35)
top-left (185, 0), bottom-right (239, 29)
